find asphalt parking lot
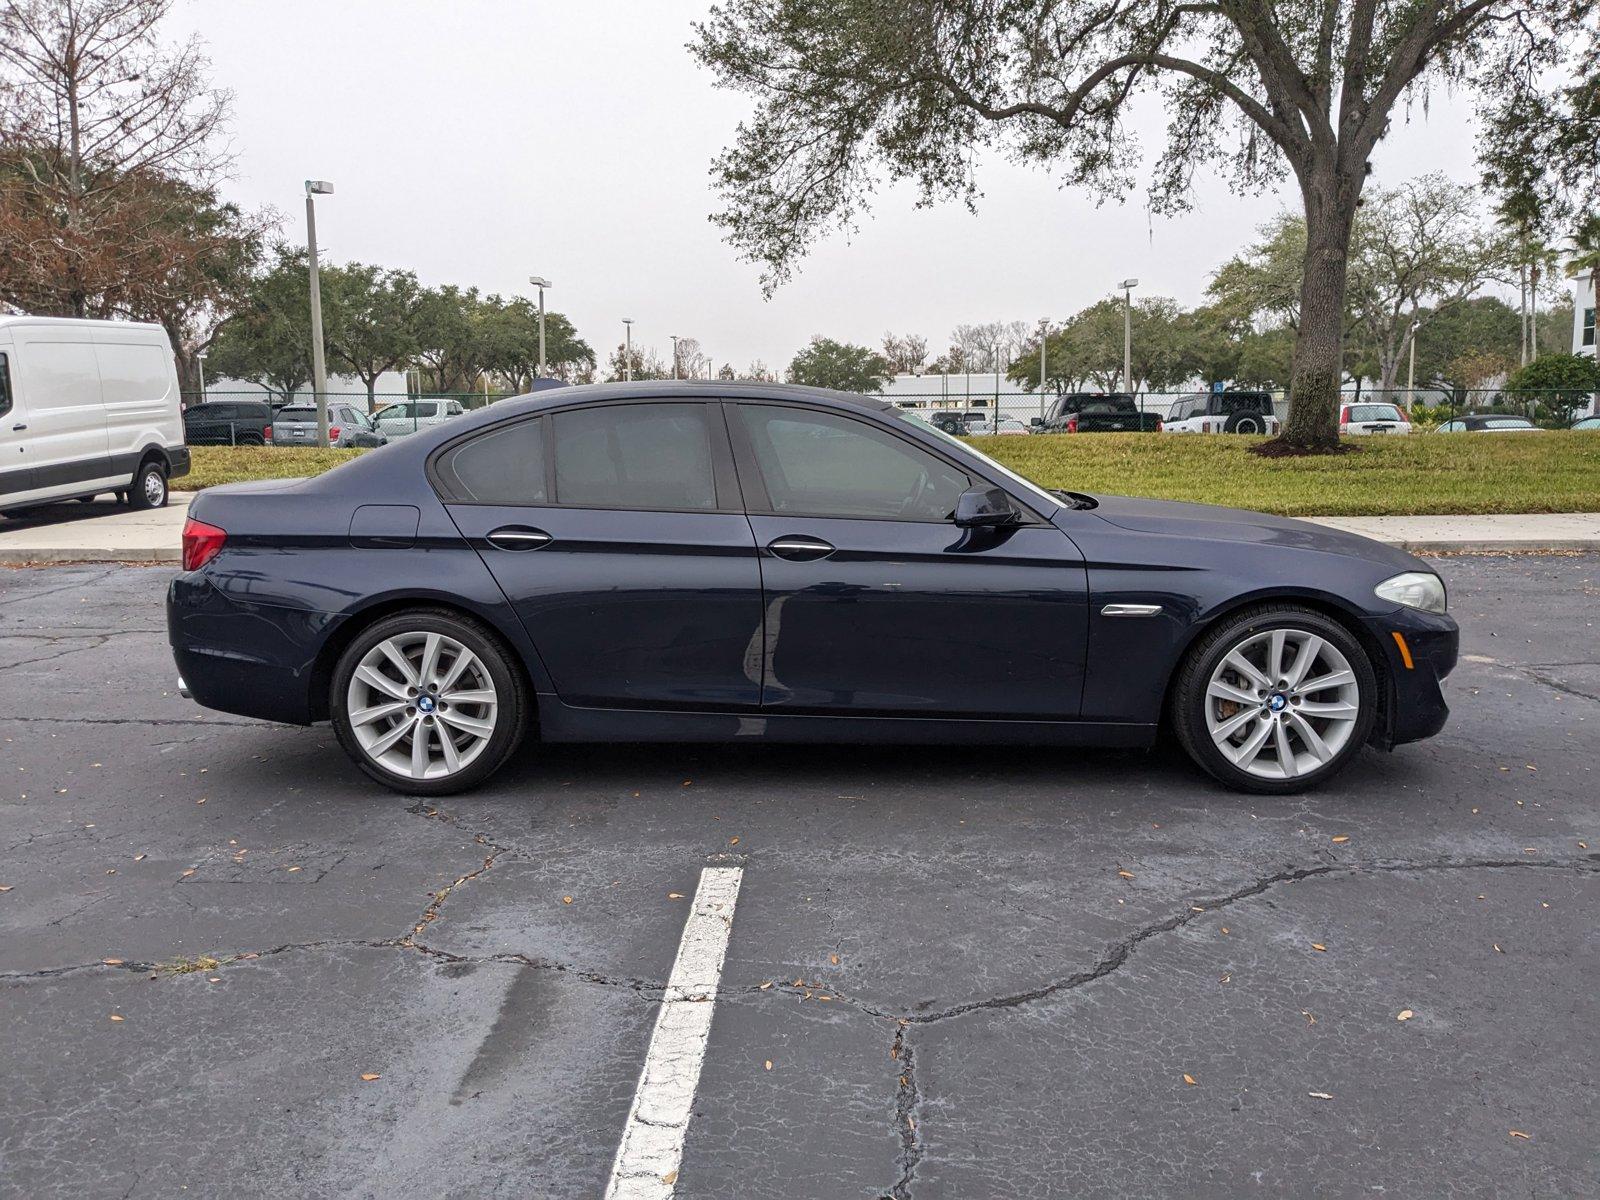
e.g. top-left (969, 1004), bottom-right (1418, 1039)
top-left (1, 556), bottom-right (1596, 1199)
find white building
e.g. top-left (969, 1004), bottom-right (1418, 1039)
top-left (1573, 271), bottom-right (1596, 358)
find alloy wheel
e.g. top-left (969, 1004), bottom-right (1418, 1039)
top-left (1204, 628), bottom-right (1361, 781)
top-left (345, 632), bottom-right (499, 780)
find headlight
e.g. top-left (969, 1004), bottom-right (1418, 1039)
top-left (1375, 571), bottom-right (1447, 614)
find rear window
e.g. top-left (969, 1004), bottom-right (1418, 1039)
top-left (278, 407), bottom-right (314, 419)
top-left (0, 352), bottom-right (13, 418)
top-left (437, 418), bottom-right (548, 505)
top-left (1218, 393), bottom-right (1271, 414)
top-left (1486, 417), bottom-right (1533, 429)
top-left (554, 403), bottom-right (717, 510)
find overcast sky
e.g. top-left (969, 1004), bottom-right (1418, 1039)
top-left (170, 0), bottom-right (1488, 372)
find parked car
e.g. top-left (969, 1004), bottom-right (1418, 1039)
top-left (373, 398), bottom-right (466, 439)
top-left (967, 417), bottom-right (1031, 435)
top-left (1039, 393), bottom-right (1163, 433)
top-left (272, 402), bottom-right (389, 448)
top-left (1, 315), bottom-right (189, 516)
top-left (1434, 414), bottom-right (1541, 433)
top-left (920, 409), bottom-right (986, 435)
top-left (1164, 391), bottom-right (1280, 435)
top-left (1339, 402), bottom-right (1412, 435)
top-left (1569, 416), bottom-right (1600, 430)
top-left (184, 400), bottom-right (276, 447)
top-left (170, 381), bottom-right (1457, 798)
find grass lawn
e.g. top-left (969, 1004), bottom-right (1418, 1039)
top-left (180, 433), bottom-right (1600, 517)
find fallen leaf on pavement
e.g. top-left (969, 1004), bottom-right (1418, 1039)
top-left (668, 892), bottom-right (684, 899)
top-left (763, 1060), bottom-right (773, 1071)
top-left (102, 958), bottom-right (124, 966)
top-left (1331, 835), bottom-right (1349, 844)
top-left (662, 1170), bottom-right (679, 1184)
top-left (1397, 1010), bottom-right (1414, 1021)
top-left (1117, 870), bottom-right (1135, 879)
top-left (728, 836), bottom-right (739, 845)
top-left (758, 981), bottom-right (772, 990)
top-left (829, 954), bottom-right (839, 965)
top-left (1311, 943), bottom-right (1327, 952)
top-left (1509, 1130), bottom-right (1530, 1140)
top-left (1183, 1074), bottom-right (1196, 1086)
top-left (1307, 1091), bottom-right (1333, 1100)
top-left (561, 895), bottom-right (573, 904)
top-left (360, 1073), bottom-right (381, 1081)
top-left (109, 1014), bottom-right (124, 1022)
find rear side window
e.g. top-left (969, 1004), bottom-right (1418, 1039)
top-left (438, 418), bottom-right (547, 505)
top-left (0, 352), bottom-right (12, 418)
top-left (554, 403), bottom-right (716, 510)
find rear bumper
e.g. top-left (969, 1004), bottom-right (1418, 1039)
top-left (167, 573), bottom-right (339, 725)
top-left (1362, 609), bottom-right (1458, 747)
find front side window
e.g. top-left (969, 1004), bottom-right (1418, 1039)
top-left (438, 418), bottom-right (547, 505)
top-left (735, 404), bottom-right (970, 521)
top-left (0, 352), bottom-right (10, 418)
top-left (554, 403), bottom-right (717, 510)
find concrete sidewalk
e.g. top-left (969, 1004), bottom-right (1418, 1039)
top-left (0, 495), bottom-right (1597, 564)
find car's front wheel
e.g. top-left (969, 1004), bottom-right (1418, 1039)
top-left (330, 610), bottom-right (527, 795)
top-left (1173, 605), bottom-right (1377, 794)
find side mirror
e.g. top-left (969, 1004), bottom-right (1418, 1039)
top-left (953, 485), bottom-right (1020, 528)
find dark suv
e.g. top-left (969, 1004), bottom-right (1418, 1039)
top-left (183, 400), bottom-right (276, 446)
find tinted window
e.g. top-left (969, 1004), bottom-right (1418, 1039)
top-left (734, 404), bottom-right (969, 521)
top-left (440, 418), bottom-right (547, 505)
top-left (554, 403), bottom-right (716, 510)
top-left (279, 407), bottom-right (314, 419)
top-left (0, 352), bottom-right (10, 418)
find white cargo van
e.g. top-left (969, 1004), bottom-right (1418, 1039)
top-left (0, 316), bottom-right (189, 516)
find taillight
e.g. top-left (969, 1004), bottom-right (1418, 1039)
top-left (1155, 418), bottom-right (1164, 431)
top-left (181, 517), bottom-right (227, 571)
top-left (1066, 415), bottom-right (1079, 433)
top-left (329, 426), bottom-right (342, 440)
top-left (263, 426), bottom-right (273, 440)
top-left (1339, 406), bottom-right (1351, 423)
top-left (1397, 408), bottom-right (1411, 423)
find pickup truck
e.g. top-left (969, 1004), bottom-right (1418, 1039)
top-left (1036, 393), bottom-right (1163, 433)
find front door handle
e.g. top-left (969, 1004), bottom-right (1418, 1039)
top-left (486, 526), bottom-right (553, 551)
top-left (10, 424), bottom-right (24, 431)
top-left (767, 535), bottom-right (835, 561)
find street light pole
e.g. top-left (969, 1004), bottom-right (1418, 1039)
top-left (305, 180), bottom-right (334, 446)
top-left (622, 318), bottom-right (634, 382)
top-left (196, 350), bottom-right (207, 403)
top-left (669, 335), bottom-right (681, 380)
top-left (1408, 319), bottom-right (1420, 407)
top-left (1119, 278), bottom-right (1139, 397)
top-left (1038, 320), bottom-right (1048, 425)
top-left (528, 276), bottom-right (551, 378)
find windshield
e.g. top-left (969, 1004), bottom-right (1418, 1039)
top-left (892, 411), bottom-right (1060, 513)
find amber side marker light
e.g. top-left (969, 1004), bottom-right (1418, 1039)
top-left (1390, 631), bottom-right (1416, 670)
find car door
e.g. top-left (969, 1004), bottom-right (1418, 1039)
top-left (9, 331), bottom-right (112, 496)
top-left (727, 401), bottom-right (1088, 718)
top-left (437, 400), bottom-right (765, 709)
top-left (0, 349), bottom-right (34, 498)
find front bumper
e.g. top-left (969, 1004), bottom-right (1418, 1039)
top-left (1361, 608), bottom-right (1459, 748)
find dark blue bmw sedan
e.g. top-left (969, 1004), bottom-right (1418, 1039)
top-left (168, 382), bottom-right (1457, 796)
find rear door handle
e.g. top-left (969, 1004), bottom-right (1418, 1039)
top-left (486, 526), bottom-right (553, 551)
top-left (767, 535), bottom-right (835, 561)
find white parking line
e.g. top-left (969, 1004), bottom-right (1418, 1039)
top-left (604, 865), bottom-right (744, 1199)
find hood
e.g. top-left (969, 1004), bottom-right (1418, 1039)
top-left (1082, 493), bottom-right (1429, 572)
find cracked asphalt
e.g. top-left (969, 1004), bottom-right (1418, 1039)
top-left (1, 555), bottom-right (1596, 1199)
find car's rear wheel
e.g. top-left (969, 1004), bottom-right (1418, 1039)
top-left (1172, 605), bottom-right (1376, 794)
top-left (330, 610), bottom-right (527, 795)
top-left (127, 459), bottom-right (168, 510)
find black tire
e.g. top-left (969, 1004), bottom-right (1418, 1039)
top-left (1171, 604), bottom-right (1378, 795)
top-left (127, 459), bottom-right (168, 510)
top-left (1224, 412), bottom-right (1265, 434)
top-left (236, 432), bottom-right (265, 447)
top-left (330, 608), bottom-right (528, 796)
top-left (2, 508), bottom-right (33, 519)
